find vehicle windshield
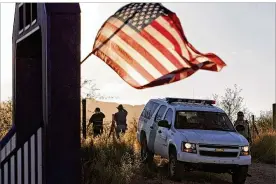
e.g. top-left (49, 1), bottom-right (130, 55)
top-left (175, 111), bottom-right (236, 131)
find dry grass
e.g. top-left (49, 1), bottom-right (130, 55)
top-left (251, 129), bottom-right (276, 164)
top-left (80, 120), bottom-right (152, 184)
top-left (80, 119), bottom-right (169, 184)
top-left (1, 99), bottom-right (275, 183)
top-left (80, 120), bottom-right (276, 184)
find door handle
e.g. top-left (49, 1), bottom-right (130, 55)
top-left (158, 130), bottom-right (162, 133)
top-left (150, 126), bottom-right (153, 129)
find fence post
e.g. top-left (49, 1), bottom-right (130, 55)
top-left (108, 114), bottom-right (115, 138)
top-left (251, 115), bottom-right (254, 139)
top-left (82, 99), bottom-right (87, 139)
top-left (273, 103), bottom-right (276, 130)
top-left (45, 4), bottom-right (81, 184)
top-left (11, 3), bottom-right (81, 184)
top-left (251, 115), bottom-right (260, 138)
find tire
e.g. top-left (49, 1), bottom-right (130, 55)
top-left (168, 150), bottom-right (183, 181)
top-left (232, 166), bottom-right (248, 184)
top-left (140, 136), bottom-right (154, 164)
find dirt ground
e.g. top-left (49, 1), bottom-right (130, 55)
top-left (142, 162), bottom-right (276, 184)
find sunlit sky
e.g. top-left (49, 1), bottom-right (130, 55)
top-left (1, 3), bottom-right (275, 116)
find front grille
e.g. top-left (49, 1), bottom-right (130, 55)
top-left (200, 151), bottom-right (238, 157)
top-left (199, 144), bottom-right (239, 149)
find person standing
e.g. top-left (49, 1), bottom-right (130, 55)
top-left (87, 107), bottom-right (105, 137)
top-left (114, 104), bottom-right (128, 138)
top-left (234, 111), bottom-right (251, 143)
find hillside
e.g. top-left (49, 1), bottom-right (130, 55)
top-left (85, 99), bottom-right (145, 124)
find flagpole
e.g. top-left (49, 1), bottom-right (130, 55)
top-left (81, 52), bottom-right (93, 64)
top-left (80, 3), bottom-right (146, 65)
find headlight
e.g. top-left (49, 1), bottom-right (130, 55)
top-left (185, 143), bottom-right (192, 149)
top-left (182, 142), bottom-right (197, 153)
top-left (240, 146), bottom-right (250, 156)
top-left (242, 146), bottom-right (249, 152)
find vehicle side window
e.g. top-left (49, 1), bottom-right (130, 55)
top-left (154, 105), bottom-right (167, 122)
top-left (164, 108), bottom-right (173, 125)
top-left (141, 101), bottom-right (159, 120)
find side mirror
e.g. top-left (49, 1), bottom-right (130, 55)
top-left (158, 120), bottom-right (171, 129)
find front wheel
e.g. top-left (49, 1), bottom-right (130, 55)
top-left (140, 137), bottom-right (154, 164)
top-left (232, 166), bottom-right (248, 184)
top-left (168, 151), bottom-right (183, 181)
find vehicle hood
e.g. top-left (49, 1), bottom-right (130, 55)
top-left (178, 129), bottom-right (248, 146)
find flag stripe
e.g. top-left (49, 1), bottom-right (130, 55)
top-left (95, 34), bottom-right (156, 82)
top-left (140, 29), bottom-right (184, 69)
top-left (94, 49), bottom-right (140, 87)
top-left (102, 22), bottom-right (165, 77)
top-left (186, 46), bottom-right (202, 64)
top-left (187, 46), bottom-right (225, 68)
top-left (188, 43), bottom-right (227, 67)
top-left (172, 68), bottom-right (196, 84)
top-left (144, 25), bottom-right (190, 68)
top-left (197, 53), bottom-right (226, 71)
top-left (150, 20), bottom-right (182, 56)
top-left (108, 17), bottom-right (177, 72)
top-left (96, 42), bottom-right (148, 86)
top-left (156, 16), bottom-right (190, 60)
top-left (160, 15), bottom-right (225, 67)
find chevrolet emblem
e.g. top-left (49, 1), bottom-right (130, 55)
top-left (215, 148), bottom-right (224, 152)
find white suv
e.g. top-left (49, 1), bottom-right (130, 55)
top-left (137, 98), bottom-right (251, 184)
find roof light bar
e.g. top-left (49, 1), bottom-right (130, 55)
top-left (165, 97), bottom-right (216, 105)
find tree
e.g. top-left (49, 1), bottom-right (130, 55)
top-left (256, 110), bottom-right (273, 132)
top-left (81, 79), bottom-right (117, 100)
top-left (0, 99), bottom-right (12, 139)
top-left (213, 84), bottom-right (247, 122)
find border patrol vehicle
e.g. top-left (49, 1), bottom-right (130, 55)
top-left (137, 97), bottom-right (251, 184)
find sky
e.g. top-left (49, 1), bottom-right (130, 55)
top-left (0, 3), bottom-right (275, 116)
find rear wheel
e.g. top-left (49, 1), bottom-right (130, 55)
top-left (232, 166), bottom-right (248, 184)
top-left (140, 136), bottom-right (153, 164)
top-left (168, 149), bottom-right (182, 181)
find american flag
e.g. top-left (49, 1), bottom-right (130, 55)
top-left (92, 3), bottom-right (226, 89)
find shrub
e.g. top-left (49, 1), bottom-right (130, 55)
top-left (256, 110), bottom-right (273, 132)
top-left (251, 129), bottom-right (276, 164)
top-left (81, 121), bottom-right (143, 184)
top-left (0, 100), bottom-right (12, 139)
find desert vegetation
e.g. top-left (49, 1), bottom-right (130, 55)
top-left (251, 128), bottom-right (276, 164)
top-left (1, 84), bottom-right (275, 184)
top-left (80, 118), bottom-right (275, 184)
top-left (0, 99), bottom-right (12, 139)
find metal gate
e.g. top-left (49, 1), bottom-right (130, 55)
top-left (1, 3), bottom-right (81, 184)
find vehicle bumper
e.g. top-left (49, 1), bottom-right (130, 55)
top-left (177, 152), bottom-right (251, 166)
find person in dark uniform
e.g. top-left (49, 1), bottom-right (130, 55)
top-left (114, 104), bottom-right (128, 138)
top-left (234, 111), bottom-right (251, 143)
top-left (234, 111), bottom-right (252, 177)
top-left (87, 107), bottom-right (105, 137)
